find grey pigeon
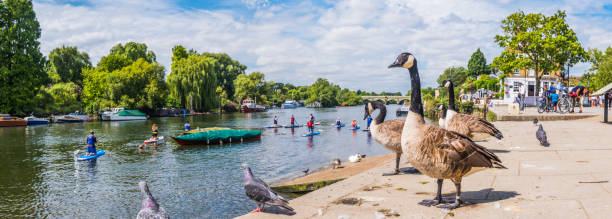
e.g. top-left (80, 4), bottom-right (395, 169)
top-left (536, 124), bottom-right (549, 146)
top-left (533, 117), bottom-right (538, 126)
top-left (241, 164), bottom-right (294, 213)
top-left (137, 181), bottom-right (168, 219)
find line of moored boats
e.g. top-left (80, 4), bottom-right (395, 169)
top-left (0, 108), bottom-right (148, 127)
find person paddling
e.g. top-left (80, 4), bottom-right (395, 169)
top-left (184, 122), bottom-right (191, 132)
top-left (336, 117), bottom-right (342, 126)
top-left (366, 115), bottom-right (373, 129)
top-left (86, 130), bottom-right (97, 156)
top-left (152, 124), bottom-right (159, 140)
top-left (351, 120), bottom-right (358, 128)
top-left (273, 115), bottom-right (279, 127)
top-left (307, 119), bottom-right (314, 134)
top-left (290, 115), bottom-right (295, 126)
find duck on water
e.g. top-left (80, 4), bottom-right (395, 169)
top-left (389, 52), bottom-right (506, 209)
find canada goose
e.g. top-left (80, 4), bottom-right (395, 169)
top-left (439, 79), bottom-right (503, 140)
top-left (389, 52), bottom-right (506, 209)
top-left (364, 100), bottom-right (406, 175)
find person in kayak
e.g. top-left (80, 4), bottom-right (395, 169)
top-left (366, 115), bottom-right (373, 129)
top-left (336, 117), bottom-right (342, 126)
top-left (351, 120), bottom-right (358, 128)
top-left (86, 130), bottom-right (97, 156)
top-left (184, 122), bottom-right (191, 132)
top-left (290, 115), bottom-right (295, 126)
top-left (273, 115), bottom-right (279, 127)
top-left (152, 124), bottom-right (158, 139)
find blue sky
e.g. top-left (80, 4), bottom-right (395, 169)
top-left (34, 0), bottom-right (612, 92)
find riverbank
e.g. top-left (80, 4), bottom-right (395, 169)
top-left (238, 115), bottom-right (612, 218)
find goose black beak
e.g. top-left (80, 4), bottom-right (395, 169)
top-left (388, 62), bottom-right (402, 68)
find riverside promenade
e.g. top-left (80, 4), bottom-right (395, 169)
top-left (238, 114), bottom-right (611, 218)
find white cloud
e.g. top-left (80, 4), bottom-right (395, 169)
top-left (34, 0), bottom-right (611, 92)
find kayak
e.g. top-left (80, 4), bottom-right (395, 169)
top-left (335, 124), bottom-right (345, 128)
top-left (349, 126), bottom-right (360, 130)
top-left (77, 150), bottom-right (105, 161)
top-left (301, 131), bottom-right (320, 137)
top-left (144, 136), bottom-right (164, 144)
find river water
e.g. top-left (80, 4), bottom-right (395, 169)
top-left (0, 105), bottom-right (415, 218)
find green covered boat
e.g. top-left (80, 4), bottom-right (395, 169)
top-left (172, 128), bottom-right (262, 145)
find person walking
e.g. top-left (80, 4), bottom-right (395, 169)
top-left (518, 83), bottom-right (526, 112)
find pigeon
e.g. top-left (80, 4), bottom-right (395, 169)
top-left (137, 181), bottom-right (169, 219)
top-left (302, 169), bottom-right (309, 175)
top-left (536, 124), bottom-right (550, 147)
top-left (241, 164), bottom-right (294, 213)
top-left (332, 158), bottom-right (341, 169)
top-left (533, 117), bottom-right (538, 126)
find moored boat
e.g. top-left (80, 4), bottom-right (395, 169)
top-left (100, 108), bottom-right (147, 121)
top-left (240, 98), bottom-right (266, 113)
top-left (24, 115), bottom-right (49, 125)
top-left (54, 115), bottom-right (84, 123)
top-left (172, 128), bottom-right (262, 145)
top-left (68, 112), bottom-right (92, 122)
top-left (0, 114), bottom-right (27, 127)
top-left (281, 100), bottom-right (298, 109)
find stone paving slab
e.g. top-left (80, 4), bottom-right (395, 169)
top-left (237, 117), bottom-right (611, 219)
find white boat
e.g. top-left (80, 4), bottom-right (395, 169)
top-left (100, 108), bottom-right (147, 121)
top-left (24, 115), bottom-right (49, 125)
top-left (281, 100), bottom-right (298, 109)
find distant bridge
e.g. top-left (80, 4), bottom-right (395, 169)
top-left (361, 96), bottom-right (410, 103)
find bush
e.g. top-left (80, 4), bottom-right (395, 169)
top-left (457, 101), bottom-right (474, 114)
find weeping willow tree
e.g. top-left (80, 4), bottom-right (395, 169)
top-left (168, 54), bottom-right (219, 112)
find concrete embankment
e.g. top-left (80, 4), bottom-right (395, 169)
top-left (238, 115), bottom-right (612, 219)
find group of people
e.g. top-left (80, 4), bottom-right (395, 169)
top-left (515, 82), bottom-right (594, 113)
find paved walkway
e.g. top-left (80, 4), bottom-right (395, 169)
top-left (238, 116), bottom-right (612, 219)
top-left (490, 106), bottom-right (606, 121)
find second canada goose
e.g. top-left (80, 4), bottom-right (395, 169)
top-left (389, 52), bottom-right (506, 209)
top-left (364, 100), bottom-right (406, 175)
top-left (439, 79), bottom-right (503, 139)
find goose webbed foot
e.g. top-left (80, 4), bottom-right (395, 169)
top-left (418, 198), bottom-right (441, 207)
top-left (382, 169), bottom-right (400, 176)
top-left (437, 199), bottom-right (463, 209)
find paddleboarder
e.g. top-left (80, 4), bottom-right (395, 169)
top-left (86, 130), bottom-right (97, 156)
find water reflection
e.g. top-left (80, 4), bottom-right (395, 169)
top-left (0, 105), bottom-right (414, 218)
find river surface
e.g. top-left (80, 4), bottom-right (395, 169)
top-left (0, 105), bottom-right (419, 218)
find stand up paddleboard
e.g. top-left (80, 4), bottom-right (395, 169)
top-left (335, 124), bottom-right (345, 128)
top-left (349, 126), bottom-right (360, 130)
top-left (144, 136), bottom-right (164, 144)
top-left (77, 150), bottom-right (105, 161)
top-left (301, 131), bottom-right (320, 137)
top-left (283, 124), bottom-right (302, 128)
top-left (264, 125), bottom-right (281, 128)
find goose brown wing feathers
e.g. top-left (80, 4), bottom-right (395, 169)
top-left (422, 126), bottom-right (506, 169)
top-left (378, 119), bottom-right (404, 137)
top-left (450, 114), bottom-right (504, 139)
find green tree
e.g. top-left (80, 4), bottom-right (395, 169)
top-left (97, 54), bottom-right (134, 72)
top-left (437, 66), bottom-right (468, 86)
top-left (584, 47), bottom-right (612, 91)
top-left (47, 82), bottom-right (82, 113)
top-left (0, 0), bottom-right (46, 115)
top-left (106, 59), bottom-right (167, 111)
top-left (109, 42), bottom-right (156, 63)
top-left (307, 78), bottom-right (340, 107)
top-left (201, 52), bottom-right (246, 100)
top-left (493, 10), bottom-right (586, 96)
top-left (233, 72), bottom-right (270, 104)
top-left (168, 55), bottom-right (219, 111)
top-left (45, 45), bottom-right (91, 85)
top-left (82, 67), bottom-right (111, 112)
top-left (473, 75), bottom-right (500, 91)
top-left (467, 48), bottom-right (489, 78)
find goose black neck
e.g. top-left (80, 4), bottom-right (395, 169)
top-left (408, 63), bottom-right (424, 117)
top-left (373, 102), bottom-right (386, 124)
top-left (448, 81), bottom-right (456, 111)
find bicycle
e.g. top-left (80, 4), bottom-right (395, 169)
top-left (537, 95), bottom-right (569, 114)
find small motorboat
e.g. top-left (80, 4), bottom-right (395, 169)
top-left (53, 115), bottom-right (84, 123)
top-left (24, 115), bottom-right (49, 125)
